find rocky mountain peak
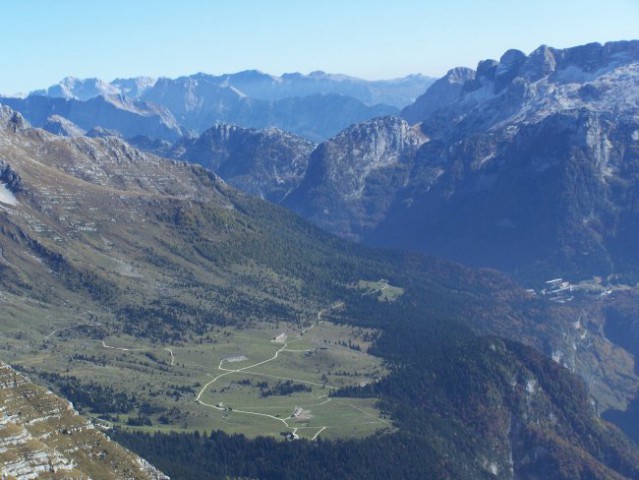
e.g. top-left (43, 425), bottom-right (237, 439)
top-left (334, 116), bottom-right (426, 153)
top-left (476, 59), bottom-right (499, 80)
top-left (494, 49), bottom-right (527, 89)
top-left (520, 44), bottom-right (558, 80)
top-left (43, 114), bottom-right (86, 137)
top-left (177, 122), bottom-right (315, 202)
top-left (111, 76), bottom-right (158, 98)
top-left (40, 76), bottom-right (121, 100)
top-left (445, 66), bottom-right (477, 83)
top-left (0, 104), bottom-right (29, 131)
top-left (401, 67), bottom-right (474, 123)
top-left (402, 40), bottom-right (639, 142)
top-left (285, 116), bottom-right (426, 240)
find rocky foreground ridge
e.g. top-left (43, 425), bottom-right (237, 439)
top-left (0, 362), bottom-right (168, 480)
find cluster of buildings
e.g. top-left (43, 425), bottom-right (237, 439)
top-left (526, 277), bottom-right (613, 304)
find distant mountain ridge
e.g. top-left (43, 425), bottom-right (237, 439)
top-left (0, 71), bottom-right (433, 144)
top-left (1, 94), bottom-right (185, 142)
top-left (64, 40), bottom-right (638, 283)
top-left (7, 41), bottom-right (639, 280)
top-left (31, 70), bottom-right (434, 108)
top-left (11, 42), bottom-right (639, 282)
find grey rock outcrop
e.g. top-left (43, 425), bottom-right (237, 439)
top-left (42, 114), bottom-right (86, 137)
top-left (285, 116), bottom-right (426, 241)
top-left (176, 123), bottom-right (315, 202)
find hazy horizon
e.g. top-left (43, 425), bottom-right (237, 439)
top-left (2, 0), bottom-right (638, 95)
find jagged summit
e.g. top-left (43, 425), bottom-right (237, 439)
top-left (285, 116), bottom-right (426, 241)
top-left (111, 76), bottom-right (157, 98)
top-left (32, 76), bottom-right (121, 101)
top-left (43, 114), bottom-right (86, 137)
top-left (402, 40), bottom-right (639, 133)
top-left (0, 104), bottom-right (28, 131)
top-left (174, 122), bottom-right (315, 202)
top-left (402, 67), bottom-right (474, 121)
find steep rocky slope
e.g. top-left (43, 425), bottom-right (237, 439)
top-left (284, 116), bottom-right (426, 241)
top-left (0, 362), bottom-right (167, 479)
top-left (174, 123), bottom-right (315, 202)
top-left (33, 71), bottom-right (434, 108)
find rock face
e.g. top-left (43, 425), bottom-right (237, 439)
top-left (374, 110), bottom-right (639, 280)
top-left (285, 116), bottom-right (426, 241)
top-left (42, 115), bottom-right (86, 138)
top-left (393, 40), bottom-right (639, 281)
top-left (32, 76), bottom-right (121, 101)
top-left (0, 160), bottom-right (23, 194)
top-left (0, 105), bottom-right (28, 132)
top-left (176, 123), bottom-right (315, 202)
top-left (0, 362), bottom-right (168, 480)
top-left (284, 40), bottom-right (639, 281)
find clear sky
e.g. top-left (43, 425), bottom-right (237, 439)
top-left (1, 0), bottom-right (638, 95)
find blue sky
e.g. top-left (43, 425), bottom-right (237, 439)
top-left (2, 0), bottom-right (638, 94)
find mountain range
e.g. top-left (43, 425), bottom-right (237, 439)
top-left (323, 41), bottom-right (639, 281)
top-left (160, 41), bottom-right (639, 283)
top-left (31, 70), bottom-right (432, 108)
top-left (0, 71), bottom-right (433, 143)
